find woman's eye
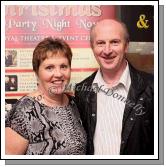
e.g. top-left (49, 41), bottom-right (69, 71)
top-left (61, 64), bottom-right (68, 69)
top-left (46, 66), bottom-right (53, 70)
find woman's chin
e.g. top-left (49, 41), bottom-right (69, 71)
top-left (48, 86), bottom-right (65, 95)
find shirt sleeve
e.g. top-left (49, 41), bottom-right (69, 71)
top-left (5, 98), bottom-right (33, 140)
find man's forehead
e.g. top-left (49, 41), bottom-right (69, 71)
top-left (96, 19), bottom-right (121, 25)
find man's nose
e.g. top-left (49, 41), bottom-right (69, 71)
top-left (103, 44), bottom-right (112, 55)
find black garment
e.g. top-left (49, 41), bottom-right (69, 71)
top-left (75, 64), bottom-right (154, 155)
top-left (5, 82), bottom-right (10, 91)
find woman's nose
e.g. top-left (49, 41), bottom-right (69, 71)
top-left (53, 68), bottom-right (63, 77)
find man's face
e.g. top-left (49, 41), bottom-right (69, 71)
top-left (92, 20), bottom-right (129, 73)
top-left (5, 76), bottom-right (9, 83)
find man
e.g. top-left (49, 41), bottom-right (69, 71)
top-left (5, 54), bottom-right (13, 67)
top-left (5, 76), bottom-right (10, 91)
top-left (75, 19), bottom-right (154, 155)
top-left (8, 76), bottom-right (17, 91)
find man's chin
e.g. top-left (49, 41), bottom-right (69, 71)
top-left (101, 66), bottom-right (115, 71)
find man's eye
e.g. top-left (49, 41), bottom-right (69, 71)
top-left (96, 41), bottom-right (105, 46)
top-left (111, 40), bottom-right (120, 45)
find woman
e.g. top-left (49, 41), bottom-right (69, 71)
top-left (5, 37), bottom-right (87, 155)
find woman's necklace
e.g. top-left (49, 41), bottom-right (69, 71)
top-left (36, 90), bottom-right (67, 107)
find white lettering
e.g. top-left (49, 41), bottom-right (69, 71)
top-left (76, 19), bottom-right (96, 30)
top-left (42, 19), bottom-right (70, 31)
top-left (6, 19), bottom-right (37, 32)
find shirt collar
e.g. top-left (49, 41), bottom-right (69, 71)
top-left (118, 61), bottom-right (131, 92)
top-left (93, 61), bottom-right (131, 92)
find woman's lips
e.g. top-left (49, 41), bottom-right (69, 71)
top-left (51, 80), bottom-right (64, 86)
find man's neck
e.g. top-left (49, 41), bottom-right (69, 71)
top-left (101, 61), bottom-right (127, 87)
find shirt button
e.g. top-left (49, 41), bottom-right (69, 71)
top-left (121, 140), bottom-right (125, 144)
top-left (71, 100), bottom-right (74, 104)
top-left (92, 113), bottom-right (95, 117)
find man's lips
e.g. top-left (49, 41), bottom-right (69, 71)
top-left (101, 55), bottom-right (116, 60)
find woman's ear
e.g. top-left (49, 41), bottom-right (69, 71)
top-left (35, 73), bottom-right (39, 85)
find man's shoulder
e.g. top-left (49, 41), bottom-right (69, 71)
top-left (76, 71), bottom-right (97, 87)
top-left (140, 70), bottom-right (153, 81)
top-left (129, 64), bottom-right (154, 83)
top-left (135, 69), bottom-right (154, 83)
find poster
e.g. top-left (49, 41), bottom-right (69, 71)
top-left (5, 5), bottom-right (116, 100)
top-left (2, 1), bottom-right (159, 163)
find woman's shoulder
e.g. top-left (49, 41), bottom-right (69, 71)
top-left (13, 93), bottom-right (38, 111)
top-left (18, 96), bottom-right (34, 104)
top-left (65, 93), bottom-right (80, 112)
top-left (5, 95), bottom-right (35, 140)
top-left (6, 96), bottom-right (34, 125)
top-left (27, 90), bottom-right (40, 99)
top-left (65, 93), bottom-right (75, 103)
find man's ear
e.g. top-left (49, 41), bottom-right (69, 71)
top-left (124, 42), bottom-right (129, 53)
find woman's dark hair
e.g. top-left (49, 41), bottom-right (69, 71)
top-left (32, 37), bottom-right (72, 74)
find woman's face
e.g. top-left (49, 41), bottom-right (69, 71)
top-left (37, 51), bottom-right (71, 96)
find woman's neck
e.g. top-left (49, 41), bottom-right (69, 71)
top-left (37, 87), bottom-right (67, 107)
